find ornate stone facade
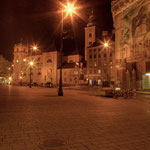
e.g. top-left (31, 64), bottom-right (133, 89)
top-left (111, 0), bottom-right (150, 89)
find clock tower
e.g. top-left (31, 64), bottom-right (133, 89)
top-left (85, 10), bottom-right (100, 61)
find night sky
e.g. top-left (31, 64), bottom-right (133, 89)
top-left (0, 0), bottom-right (113, 61)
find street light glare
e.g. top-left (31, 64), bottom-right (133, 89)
top-left (33, 46), bottom-right (37, 51)
top-left (29, 61), bottom-right (34, 66)
top-left (68, 8), bottom-right (72, 12)
top-left (104, 43), bottom-right (108, 48)
top-left (64, 2), bottom-right (76, 16)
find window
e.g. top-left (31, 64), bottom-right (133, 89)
top-left (89, 33), bottom-right (92, 38)
top-left (47, 59), bottom-right (52, 63)
top-left (98, 70), bottom-right (101, 74)
top-left (94, 55), bottom-right (96, 59)
top-left (64, 78), bottom-right (66, 82)
top-left (16, 59), bottom-right (19, 63)
top-left (110, 53), bottom-right (112, 57)
top-left (94, 62), bottom-right (97, 67)
top-left (16, 48), bottom-right (19, 52)
top-left (24, 48), bottom-right (26, 52)
top-left (90, 55), bottom-right (92, 59)
top-left (98, 54), bottom-right (101, 58)
top-left (89, 49), bottom-right (92, 52)
top-left (89, 42), bottom-right (92, 45)
top-left (74, 71), bottom-right (78, 75)
top-left (94, 49), bottom-right (96, 52)
top-left (70, 78), bottom-right (72, 82)
top-left (70, 60), bottom-right (73, 63)
top-left (37, 57), bottom-right (41, 61)
top-left (38, 72), bottom-right (41, 75)
top-left (104, 54), bottom-right (107, 58)
top-left (98, 48), bottom-right (101, 51)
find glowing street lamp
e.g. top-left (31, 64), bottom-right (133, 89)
top-left (23, 58), bottom-right (26, 62)
top-left (30, 45), bottom-right (38, 55)
top-left (33, 46), bottom-right (37, 51)
top-left (20, 76), bottom-right (23, 86)
top-left (29, 61), bottom-right (34, 88)
top-left (58, 2), bottom-right (76, 96)
top-left (104, 42), bottom-right (108, 48)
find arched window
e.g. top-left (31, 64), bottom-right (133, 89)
top-left (89, 33), bottom-right (92, 38)
top-left (47, 59), bottom-right (52, 63)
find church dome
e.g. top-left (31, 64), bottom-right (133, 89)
top-left (87, 9), bottom-right (96, 27)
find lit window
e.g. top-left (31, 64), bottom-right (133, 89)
top-left (16, 59), bottom-right (19, 63)
top-left (98, 70), bottom-right (101, 74)
top-left (74, 71), bottom-right (78, 75)
top-left (94, 62), bottom-right (97, 67)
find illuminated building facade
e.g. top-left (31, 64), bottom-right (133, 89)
top-left (12, 43), bottom-right (85, 86)
top-left (111, 0), bottom-right (150, 90)
top-left (85, 11), bottom-right (115, 86)
top-left (0, 55), bottom-right (12, 83)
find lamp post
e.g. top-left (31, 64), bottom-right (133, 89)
top-left (20, 76), bottom-right (23, 86)
top-left (58, 2), bottom-right (75, 96)
top-left (29, 61), bottom-right (34, 88)
top-left (58, 10), bottom-right (64, 96)
top-left (104, 42), bottom-right (109, 82)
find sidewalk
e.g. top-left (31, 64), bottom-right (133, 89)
top-left (137, 90), bottom-right (150, 95)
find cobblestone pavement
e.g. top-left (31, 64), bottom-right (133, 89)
top-left (0, 85), bottom-right (150, 150)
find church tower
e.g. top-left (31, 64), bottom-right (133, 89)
top-left (85, 10), bottom-right (100, 61)
top-left (13, 42), bottom-right (29, 85)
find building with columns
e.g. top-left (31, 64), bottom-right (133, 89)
top-left (111, 0), bottom-right (150, 90)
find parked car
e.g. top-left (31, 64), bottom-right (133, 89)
top-left (45, 82), bottom-right (53, 88)
top-left (33, 82), bottom-right (38, 86)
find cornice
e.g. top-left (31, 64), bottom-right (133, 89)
top-left (111, 0), bottom-right (138, 16)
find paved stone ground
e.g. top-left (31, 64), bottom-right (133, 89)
top-left (0, 85), bottom-right (150, 150)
